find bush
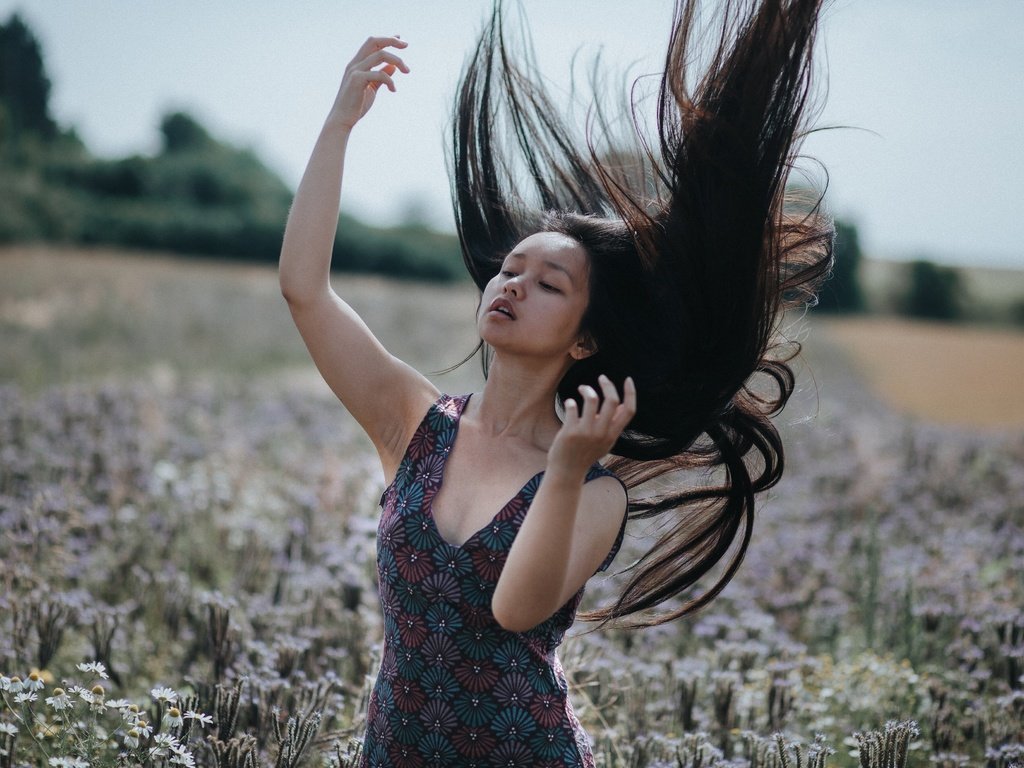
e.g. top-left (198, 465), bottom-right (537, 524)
top-left (1009, 299), bottom-right (1024, 328)
top-left (0, 11), bottom-right (466, 283)
top-left (814, 219), bottom-right (866, 313)
top-left (2, 109), bottom-right (466, 279)
top-left (900, 259), bottom-right (966, 321)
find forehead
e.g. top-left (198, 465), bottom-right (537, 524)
top-left (507, 232), bottom-right (588, 278)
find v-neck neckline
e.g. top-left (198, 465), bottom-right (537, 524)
top-left (426, 393), bottom-right (546, 550)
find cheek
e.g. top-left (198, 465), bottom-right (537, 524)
top-left (567, 295), bottom-right (590, 331)
top-left (483, 275), bottom-right (503, 297)
top-left (477, 279), bottom-right (499, 317)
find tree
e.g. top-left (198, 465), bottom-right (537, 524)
top-left (160, 111), bottom-right (215, 153)
top-left (814, 219), bottom-right (865, 313)
top-left (0, 13), bottom-right (57, 143)
top-left (900, 259), bottom-right (965, 321)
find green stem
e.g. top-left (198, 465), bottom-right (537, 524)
top-left (0, 691), bottom-right (53, 764)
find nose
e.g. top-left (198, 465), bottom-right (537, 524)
top-left (502, 276), bottom-right (523, 297)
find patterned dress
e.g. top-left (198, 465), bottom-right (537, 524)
top-left (359, 393), bottom-right (627, 768)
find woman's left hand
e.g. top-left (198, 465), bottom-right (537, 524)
top-left (548, 375), bottom-right (636, 477)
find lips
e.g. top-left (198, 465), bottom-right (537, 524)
top-left (487, 297), bottom-right (516, 319)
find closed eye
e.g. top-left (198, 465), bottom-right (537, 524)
top-left (539, 282), bottom-right (561, 293)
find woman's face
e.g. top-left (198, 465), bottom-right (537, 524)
top-left (478, 231), bottom-right (592, 363)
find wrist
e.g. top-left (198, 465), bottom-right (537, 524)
top-left (542, 461), bottom-right (587, 490)
top-left (322, 115), bottom-right (356, 138)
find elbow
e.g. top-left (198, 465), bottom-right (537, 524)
top-left (279, 277), bottom-right (323, 310)
top-left (279, 280), bottom-right (301, 307)
top-left (278, 251), bottom-right (319, 308)
top-left (278, 266), bottom-right (298, 305)
top-left (278, 265), bottom-right (304, 306)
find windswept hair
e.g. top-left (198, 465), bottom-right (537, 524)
top-left (450, 0), bottom-right (834, 628)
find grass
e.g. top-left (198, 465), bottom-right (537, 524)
top-left (5, 245), bottom-right (1021, 432)
top-left (0, 245), bottom-right (484, 395)
top-left (2, 246), bottom-right (1023, 767)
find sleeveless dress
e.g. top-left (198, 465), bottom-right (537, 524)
top-left (359, 393), bottom-right (627, 768)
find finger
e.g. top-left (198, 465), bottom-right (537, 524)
top-left (578, 385), bottom-right (599, 419)
top-left (595, 375), bottom-right (620, 420)
top-left (624, 376), bottom-right (637, 412)
top-left (359, 70), bottom-right (397, 93)
top-left (563, 397), bottom-right (580, 426)
top-left (368, 64), bottom-right (398, 91)
top-left (612, 376), bottom-right (637, 430)
top-left (356, 49), bottom-right (411, 75)
top-left (353, 35), bottom-right (408, 63)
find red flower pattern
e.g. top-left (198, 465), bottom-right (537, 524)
top-left (359, 395), bottom-right (627, 768)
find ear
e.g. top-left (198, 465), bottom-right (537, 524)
top-left (570, 334), bottom-right (598, 361)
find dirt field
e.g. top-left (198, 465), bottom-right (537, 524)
top-left (815, 315), bottom-right (1024, 431)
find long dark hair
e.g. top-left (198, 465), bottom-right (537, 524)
top-left (450, 0), bottom-right (834, 628)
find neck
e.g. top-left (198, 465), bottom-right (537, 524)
top-left (471, 353), bottom-right (572, 446)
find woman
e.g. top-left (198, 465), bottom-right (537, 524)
top-left (280, 0), bottom-right (833, 765)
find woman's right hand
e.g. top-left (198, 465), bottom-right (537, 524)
top-left (329, 36), bottom-right (410, 131)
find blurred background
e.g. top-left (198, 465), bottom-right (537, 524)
top-left (2, 0), bottom-right (1023, 425)
top-left (3, 5), bottom-right (1024, 766)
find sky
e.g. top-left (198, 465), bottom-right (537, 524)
top-left (5, 0), bottom-right (1023, 270)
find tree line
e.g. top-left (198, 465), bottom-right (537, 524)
top-left (0, 12), bottom-right (980, 317)
top-left (0, 13), bottom-right (465, 281)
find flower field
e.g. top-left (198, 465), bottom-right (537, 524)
top-left (1, 249), bottom-right (1022, 767)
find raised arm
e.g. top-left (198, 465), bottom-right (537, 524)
top-left (492, 376), bottom-right (637, 632)
top-left (280, 37), bottom-right (437, 480)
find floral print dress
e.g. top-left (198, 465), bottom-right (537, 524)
top-left (359, 394), bottom-right (627, 768)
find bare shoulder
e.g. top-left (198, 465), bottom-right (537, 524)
top-left (583, 472), bottom-right (628, 509)
top-left (578, 473), bottom-right (628, 538)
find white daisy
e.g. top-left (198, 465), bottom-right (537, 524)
top-left (75, 662), bottom-right (109, 680)
top-left (152, 733), bottom-right (177, 749)
top-left (87, 685), bottom-right (107, 713)
top-left (183, 710), bottom-right (213, 727)
top-left (48, 757), bottom-right (89, 768)
top-left (45, 688), bottom-right (73, 711)
top-left (123, 729), bottom-right (140, 749)
top-left (134, 720), bottom-right (153, 738)
top-left (0, 723), bottom-right (18, 736)
top-left (150, 686), bottom-right (177, 704)
top-left (24, 672), bottom-right (45, 692)
top-left (163, 707), bottom-right (183, 728)
top-left (14, 691), bottom-right (38, 704)
top-left (169, 744), bottom-right (196, 768)
top-left (69, 686), bottom-right (95, 704)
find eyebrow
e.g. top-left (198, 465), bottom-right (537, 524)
top-left (508, 252), bottom-right (577, 287)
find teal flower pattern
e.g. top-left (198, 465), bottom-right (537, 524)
top-left (360, 394), bottom-right (627, 767)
